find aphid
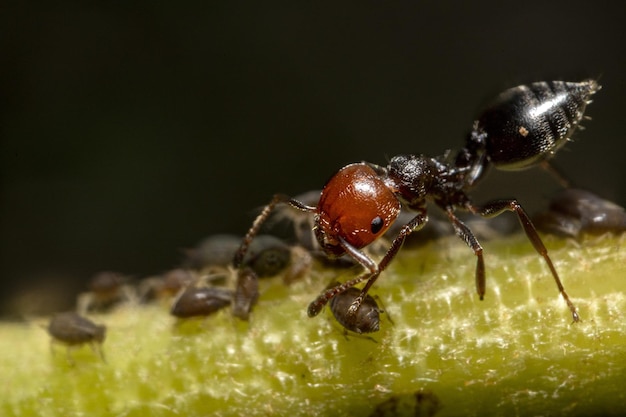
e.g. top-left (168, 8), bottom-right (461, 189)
top-left (534, 188), bottom-right (626, 238)
top-left (47, 312), bottom-right (106, 363)
top-left (245, 235), bottom-right (292, 277)
top-left (77, 271), bottom-right (136, 314)
top-left (160, 269), bottom-right (196, 294)
top-left (138, 268), bottom-right (196, 303)
top-left (329, 285), bottom-right (381, 334)
top-left (182, 234), bottom-right (243, 273)
top-left (245, 235), bottom-right (313, 283)
top-left (273, 190), bottom-right (322, 250)
top-left (234, 80), bottom-right (599, 329)
top-left (184, 233), bottom-right (306, 280)
top-left (232, 267), bottom-right (260, 320)
top-left (170, 286), bottom-right (233, 319)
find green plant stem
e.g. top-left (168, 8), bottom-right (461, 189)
top-left (2, 233), bottom-right (626, 417)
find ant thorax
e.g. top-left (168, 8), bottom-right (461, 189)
top-left (386, 154), bottom-right (472, 211)
top-left (385, 155), bottom-right (436, 208)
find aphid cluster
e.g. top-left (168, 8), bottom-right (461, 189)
top-left (46, 79), bottom-right (621, 362)
top-left (46, 231), bottom-right (313, 362)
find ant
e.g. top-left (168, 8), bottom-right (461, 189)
top-left (234, 80), bottom-right (600, 330)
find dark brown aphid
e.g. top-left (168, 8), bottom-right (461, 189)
top-left (534, 188), bottom-right (626, 238)
top-left (48, 312), bottom-right (106, 363)
top-left (234, 80), bottom-right (599, 330)
top-left (273, 190), bottom-right (322, 250)
top-left (184, 234), bottom-right (301, 279)
top-left (170, 286), bottom-right (233, 319)
top-left (329, 285), bottom-right (381, 334)
top-left (245, 235), bottom-right (292, 277)
top-left (246, 235), bottom-right (313, 283)
top-left (232, 267), bottom-right (260, 320)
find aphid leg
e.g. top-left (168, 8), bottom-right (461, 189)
top-left (90, 342), bottom-right (106, 363)
top-left (65, 346), bottom-right (76, 366)
top-left (49, 339), bottom-right (56, 357)
top-left (469, 199), bottom-right (580, 322)
top-left (445, 208), bottom-right (486, 300)
top-left (307, 210), bottom-right (427, 318)
top-left (539, 160), bottom-right (572, 188)
top-left (233, 194), bottom-right (316, 268)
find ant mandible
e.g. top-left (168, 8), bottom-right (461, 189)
top-left (234, 80), bottom-right (600, 329)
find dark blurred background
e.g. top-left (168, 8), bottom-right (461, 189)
top-left (2, 2), bottom-right (625, 315)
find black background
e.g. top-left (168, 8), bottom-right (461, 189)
top-left (2, 2), bottom-right (625, 315)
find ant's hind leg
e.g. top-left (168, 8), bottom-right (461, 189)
top-left (468, 199), bottom-right (579, 322)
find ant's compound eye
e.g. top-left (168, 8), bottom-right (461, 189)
top-left (370, 216), bottom-right (384, 234)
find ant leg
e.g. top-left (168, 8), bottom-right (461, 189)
top-left (445, 209), bottom-right (486, 300)
top-left (307, 210), bottom-right (428, 317)
top-left (468, 199), bottom-right (580, 322)
top-left (306, 238), bottom-right (378, 317)
top-left (233, 194), bottom-right (316, 268)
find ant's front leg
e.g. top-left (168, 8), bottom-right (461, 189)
top-left (307, 209), bottom-right (428, 319)
top-left (468, 199), bottom-right (580, 322)
top-left (306, 239), bottom-right (379, 319)
top-left (233, 194), bottom-right (316, 268)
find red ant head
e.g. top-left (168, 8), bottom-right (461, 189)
top-left (314, 163), bottom-right (401, 256)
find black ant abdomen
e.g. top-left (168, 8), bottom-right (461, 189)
top-left (472, 80), bottom-right (600, 171)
